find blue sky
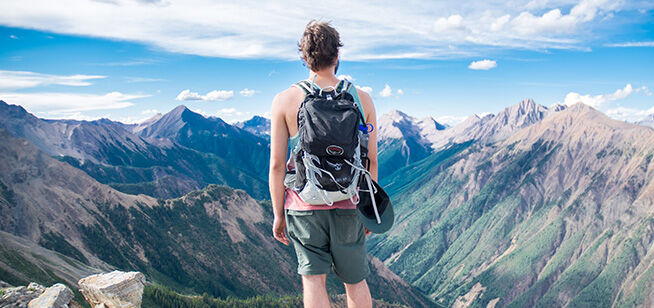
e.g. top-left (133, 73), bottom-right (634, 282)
top-left (0, 0), bottom-right (652, 125)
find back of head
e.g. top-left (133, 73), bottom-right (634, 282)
top-left (298, 21), bottom-right (342, 72)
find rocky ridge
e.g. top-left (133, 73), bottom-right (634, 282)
top-left (375, 99), bottom-right (564, 176)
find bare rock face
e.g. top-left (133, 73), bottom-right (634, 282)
top-left (28, 283), bottom-right (74, 308)
top-left (78, 271), bottom-right (146, 308)
top-left (0, 283), bottom-right (45, 307)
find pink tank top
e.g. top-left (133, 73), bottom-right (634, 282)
top-left (284, 154), bottom-right (357, 211)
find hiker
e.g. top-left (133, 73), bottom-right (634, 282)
top-left (269, 21), bottom-right (378, 308)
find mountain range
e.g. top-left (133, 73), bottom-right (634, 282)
top-left (371, 102), bottom-right (654, 307)
top-left (0, 101), bottom-right (269, 200)
top-left (1, 96), bottom-right (653, 307)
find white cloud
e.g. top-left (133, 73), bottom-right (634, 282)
top-left (219, 108), bottom-right (238, 114)
top-left (356, 85), bottom-right (373, 94)
top-left (217, 107), bottom-right (247, 118)
top-left (0, 91), bottom-right (148, 114)
top-left (510, 0), bottom-right (620, 36)
top-left (468, 59), bottom-right (497, 70)
top-left (377, 85), bottom-right (404, 97)
top-left (0, 70), bottom-right (105, 90)
top-left (490, 14), bottom-right (511, 31)
top-left (204, 90), bottom-right (234, 101)
top-left (525, 0), bottom-right (546, 9)
top-left (605, 41), bottom-right (654, 47)
top-left (9, 34), bottom-right (17, 39)
top-left (35, 111), bottom-right (107, 121)
top-left (379, 84), bottom-right (393, 98)
top-left (141, 108), bottom-right (159, 115)
top-left (337, 75), bottom-right (355, 81)
top-left (510, 9), bottom-right (576, 36)
top-left (176, 89), bottom-right (234, 101)
top-left (239, 88), bottom-right (256, 97)
top-left (0, 0), bottom-right (628, 60)
top-left (176, 89), bottom-right (203, 101)
top-left (562, 84), bottom-right (651, 108)
top-left (606, 106), bottom-right (654, 123)
top-left (433, 15), bottom-right (464, 33)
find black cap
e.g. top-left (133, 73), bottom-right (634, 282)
top-left (356, 178), bottom-right (394, 234)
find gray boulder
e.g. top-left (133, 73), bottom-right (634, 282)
top-left (0, 283), bottom-right (45, 307)
top-left (78, 271), bottom-right (146, 308)
top-left (28, 283), bottom-right (74, 308)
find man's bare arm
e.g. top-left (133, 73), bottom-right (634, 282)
top-left (269, 91), bottom-right (290, 245)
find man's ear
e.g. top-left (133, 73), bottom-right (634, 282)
top-left (334, 59), bottom-right (339, 74)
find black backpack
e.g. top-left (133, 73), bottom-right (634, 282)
top-left (289, 79), bottom-right (370, 205)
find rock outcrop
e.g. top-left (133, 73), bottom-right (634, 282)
top-left (28, 283), bottom-right (74, 308)
top-left (78, 271), bottom-right (146, 308)
top-left (0, 282), bottom-right (46, 307)
top-left (1, 282), bottom-right (76, 308)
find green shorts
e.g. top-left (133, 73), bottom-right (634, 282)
top-left (285, 208), bottom-right (370, 284)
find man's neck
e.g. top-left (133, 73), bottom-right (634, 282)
top-left (309, 68), bottom-right (339, 89)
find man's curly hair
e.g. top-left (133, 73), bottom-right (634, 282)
top-left (298, 20), bottom-right (342, 72)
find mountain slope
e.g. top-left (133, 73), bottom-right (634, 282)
top-left (370, 103), bottom-right (654, 307)
top-left (377, 110), bottom-right (445, 176)
top-left (0, 101), bottom-right (268, 199)
top-left (140, 105), bottom-right (269, 180)
top-left (0, 129), bottom-right (433, 307)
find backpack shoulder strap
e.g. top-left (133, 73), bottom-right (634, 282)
top-left (293, 80), bottom-right (315, 95)
top-left (344, 81), bottom-right (366, 124)
top-left (335, 79), bottom-right (347, 93)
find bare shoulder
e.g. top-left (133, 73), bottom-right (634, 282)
top-left (274, 86), bottom-right (303, 104)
